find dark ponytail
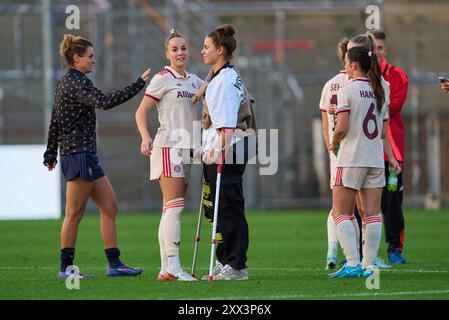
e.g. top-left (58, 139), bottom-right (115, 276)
top-left (366, 33), bottom-right (385, 112)
top-left (208, 24), bottom-right (237, 59)
top-left (347, 46), bottom-right (385, 112)
top-left (348, 32), bottom-right (384, 112)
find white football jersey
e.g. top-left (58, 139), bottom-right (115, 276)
top-left (336, 77), bottom-right (389, 168)
top-left (202, 65), bottom-right (245, 151)
top-left (319, 70), bottom-right (349, 161)
top-left (145, 66), bottom-right (203, 149)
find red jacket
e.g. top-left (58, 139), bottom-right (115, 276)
top-left (381, 58), bottom-right (408, 162)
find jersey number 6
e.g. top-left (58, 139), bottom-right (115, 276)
top-left (363, 103), bottom-right (379, 140)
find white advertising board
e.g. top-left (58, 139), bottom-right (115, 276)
top-left (0, 145), bottom-right (61, 220)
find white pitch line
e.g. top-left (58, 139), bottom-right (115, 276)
top-left (196, 289), bottom-right (449, 300)
top-left (325, 289), bottom-right (449, 298)
top-left (236, 267), bottom-right (449, 274)
top-left (381, 269), bottom-right (449, 274)
top-left (196, 267), bottom-right (449, 274)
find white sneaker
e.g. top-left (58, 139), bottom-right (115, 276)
top-left (212, 264), bottom-right (249, 281)
top-left (201, 261), bottom-right (224, 280)
top-left (164, 268), bottom-right (197, 281)
top-left (374, 257), bottom-right (392, 269)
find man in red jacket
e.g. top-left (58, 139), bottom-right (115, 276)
top-left (372, 31), bottom-right (409, 264)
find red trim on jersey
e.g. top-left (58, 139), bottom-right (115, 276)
top-left (166, 148), bottom-right (170, 177)
top-left (162, 148), bottom-right (167, 177)
top-left (336, 109), bottom-right (350, 115)
top-left (166, 204), bottom-right (184, 210)
top-left (158, 69), bottom-right (170, 75)
top-left (167, 202), bottom-right (185, 208)
top-left (162, 147), bottom-right (172, 178)
top-left (334, 214), bottom-right (351, 225)
top-left (320, 109), bottom-right (327, 113)
top-left (167, 148), bottom-right (172, 177)
top-left (334, 168), bottom-right (339, 186)
top-left (144, 93), bottom-right (160, 101)
top-left (353, 77), bottom-right (369, 82)
top-left (365, 216), bottom-right (383, 224)
top-left (365, 218), bottom-right (383, 224)
top-left (339, 70), bottom-right (347, 74)
top-left (166, 199), bottom-right (184, 206)
top-left (166, 200), bottom-right (185, 210)
top-left (334, 167), bottom-right (343, 186)
top-left (164, 68), bottom-right (177, 79)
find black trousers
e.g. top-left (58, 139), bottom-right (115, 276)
top-left (354, 207), bottom-right (363, 258)
top-left (381, 161), bottom-right (405, 253)
top-left (203, 162), bottom-right (248, 270)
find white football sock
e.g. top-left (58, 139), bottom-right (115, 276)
top-left (335, 214), bottom-right (360, 267)
top-left (327, 210), bottom-right (339, 257)
top-left (167, 255), bottom-right (181, 274)
top-left (158, 206), bottom-right (167, 275)
top-left (163, 197), bottom-right (184, 271)
top-left (362, 214), bottom-right (383, 269)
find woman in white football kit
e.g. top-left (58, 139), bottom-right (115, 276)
top-left (135, 30), bottom-right (203, 281)
top-left (345, 33), bottom-right (400, 268)
top-left (329, 45), bottom-right (400, 279)
top-left (323, 33), bottom-right (400, 271)
top-left (319, 38), bottom-right (355, 270)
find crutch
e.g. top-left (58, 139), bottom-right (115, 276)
top-left (191, 88), bottom-right (209, 278)
top-left (208, 161), bottom-right (223, 281)
top-left (207, 135), bottom-right (233, 282)
top-left (191, 176), bottom-right (204, 278)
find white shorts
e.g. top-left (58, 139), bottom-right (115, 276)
top-left (330, 158), bottom-right (337, 190)
top-left (333, 167), bottom-right (385, 190)
top-left (150, 147), bottom-right (191, 183)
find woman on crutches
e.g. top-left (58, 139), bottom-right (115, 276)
top-left (200, 25), bottom-right (250, 281)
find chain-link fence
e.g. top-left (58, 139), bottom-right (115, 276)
top-left (1, 0), bottom-right (449, 211)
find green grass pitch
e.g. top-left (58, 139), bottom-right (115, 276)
top-left (1, 209), bottom-right (448, 300)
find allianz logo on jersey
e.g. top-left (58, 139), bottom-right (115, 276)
top-left (177, 91), bottom-right (195, 99)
